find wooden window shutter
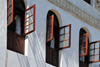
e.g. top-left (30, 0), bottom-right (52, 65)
top-left (79, 33), bottom-right (88, 57)
top-left (7, 0), bottom-right (14, 26)
top-left (89, 41), bottom-right (100, 63)
top-left (24, 5), bottom-right (35, 35)
top-left (59, 24), bottom-right (71, 49)
top-left (46, 15), bottom-right (54, 42)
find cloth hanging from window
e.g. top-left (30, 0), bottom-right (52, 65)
top-left (15, 15), bottom-right (21, 35)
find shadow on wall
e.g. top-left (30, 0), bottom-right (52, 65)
top-left (17, 53), bottom-right (30, 67)
top-left (59, 50), bottom-right (78, 67)
top-left (28, 31), bottom-right (46, 67)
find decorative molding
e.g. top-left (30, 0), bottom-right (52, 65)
top-left (48, 0), bottom-right (100, 30)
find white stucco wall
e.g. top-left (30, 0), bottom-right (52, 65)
top-left (1, 0), bottom-right (100, 67)
top-left (0, 0), bottom-right (7, 67)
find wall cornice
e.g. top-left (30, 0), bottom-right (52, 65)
top-left (48, 0), bottom-right (100, 30)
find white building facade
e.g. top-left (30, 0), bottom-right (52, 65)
top-left (0, 0), bottom-right (100, 67)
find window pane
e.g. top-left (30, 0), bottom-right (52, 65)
top-left (90, 44), bottom-right (94, 49)
top-left (48, 26), bottom-right (51, 32)
top-left (60, 42), bottom-right (64, 48)
top-left (25, 18), bottom-right (29, 25)
top-left (95, 55), bottom-right (99, 61)
top-left (95, 49), bottom-right (99, 55)
top-left (83, 48), bottom-right (86, 54)
top-left (90, 56), bottom-right (93, 62)
top-left (30, 16), bottom-right (33, 23)
top-left (26, 10), bottom-right (29, 18)
top-left (10, 0), bottom-right (12, 5)
top-left (30, 23), bottom-right (33, 31)
top-left (30, 8), bottom-right (33, 15)
top-left (83, 35), bottom-right (86, 41)
top-left (49, 33), bottom-right (51, 39)
top-left (10, 6), bottom-right (12, 13)
top-left (90, 50), bottom-right (94, 55)
top-left (65, 27), bottom-right (69, 33)
top-left (65, 40), bottom-right (69, 47)
top-left (65, 33), bottom-right (69, 40)
top-left (10, 14), bottom-right (12, 22)
top-left (60, 35), bottom-right (64, 41)
top-left (25, 26), bottom-right (29, 33)
top-left (47, 18), bottom-right (52, 25)
top-left (60, 28), bottom-right (64, 35)
top-left (83, 42), bottom-right (86, 48)
top-left (95, 42), bottom-right (99, 48)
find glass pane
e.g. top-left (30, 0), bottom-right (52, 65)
top-left (60, 35), bottom-right (64, 41)
top-left (95, 42), bottom-right (99, 48)
top-left (65, 27), bottom-right (69, 33)
top-left (95, 55), bottom-right (99, 61)
top-left (30, 23), bottom-right (33, 31)
top-left (90, 56), bottom-right (93, 62)
top-left (10, 6), bottom-right (12, 13)
top-left (10, 0), bottom-right (12, 5)
top-left (25, 26), bottom-right (29, 33)
top-left (90, 50), bottom-right (94, 55)
top-left (65, 33), bottom-right (69, 40)
top-left (49, 33), bottom-right (51, 39)
top-left (80, 57), bottom-right (85, 62)
top-left (47, 18), bottom-right (52, 25)
top-left (65, 40), bottom-right (69, 47)
top-left (83, 35), bottom-right (86, 41)
top-left (60, 28), bottom-right (64, 35)
top-left (90, 44), bottom-right (94, 49)
top-left (10, 14), bottom-right (12, 22)
top-left (48, 26), bottom-right (51, 32)
top-left (25, 18), bottom-right (29, 25)
top-left (59, 42), bottom-right (64, 48)
top-left (26, 11), bottom-right (29, 18)
top-left (30, 16), bottom-right (33, 23)
top-left (30, 8), bottom-right (33, 15)
top-left (83, 48), bottom-right (86, 54)
top-left (95, 49), bottom-right (99, 54)
top-left (83, 42), bottom-right (86, 48)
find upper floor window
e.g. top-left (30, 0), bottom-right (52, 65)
top-left (46, 11), bottom-right (71, 66)
top-left (7, 0), bottom-right (35, 54)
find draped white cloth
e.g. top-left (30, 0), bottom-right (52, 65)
top-left (15, 15), bottom-right (21, 35)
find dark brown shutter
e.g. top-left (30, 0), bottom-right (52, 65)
top-left (7, 31), bottom-right (25, 54)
